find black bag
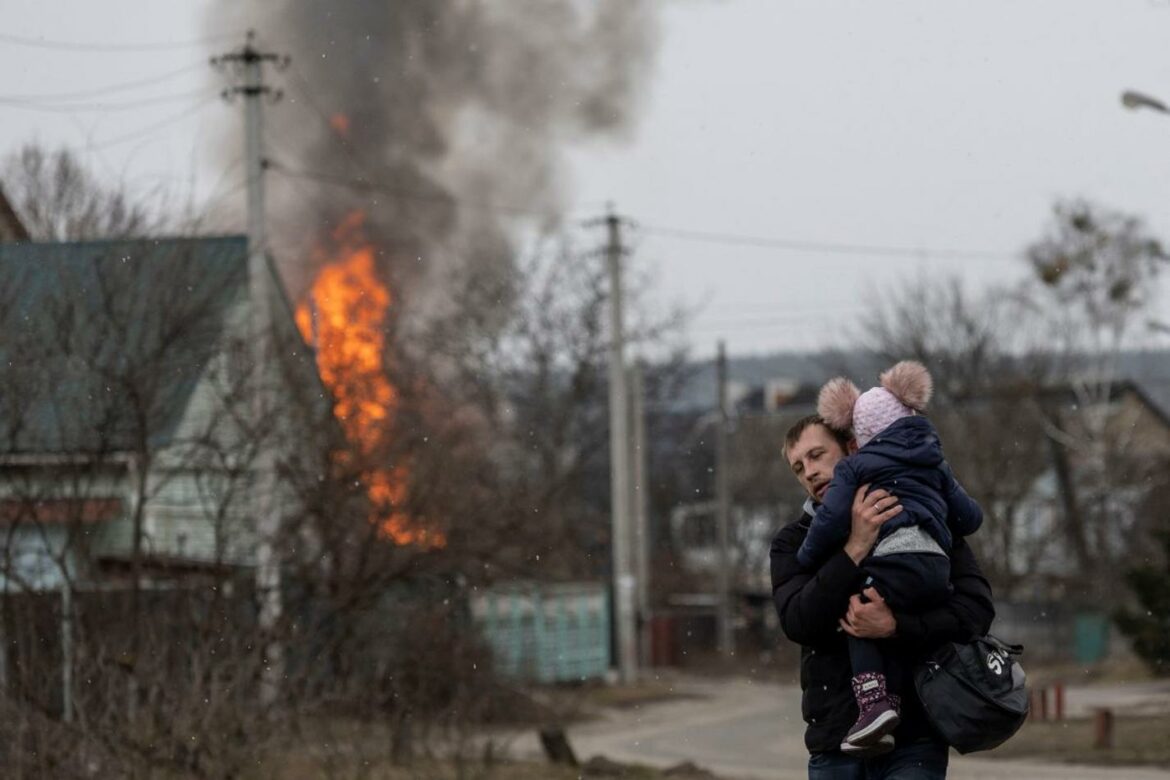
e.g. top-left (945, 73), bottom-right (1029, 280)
top-left (913, 634), bottom-right (1028, 754)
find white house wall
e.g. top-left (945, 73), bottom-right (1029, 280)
top-left (142, 468), bottom-right (255, 565)
top-left (156, 293), bottom-right (327, 569)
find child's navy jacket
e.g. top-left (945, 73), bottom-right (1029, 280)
top-left (796, 415), bottom-right (983, 569)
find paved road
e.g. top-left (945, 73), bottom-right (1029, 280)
top-left (504, 675), bottom-right (1170, 780)
top-left (1063, 678), bottom-right (1170, 718)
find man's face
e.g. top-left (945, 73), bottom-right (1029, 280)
top-left (786, 424), bottom-right (848, 503)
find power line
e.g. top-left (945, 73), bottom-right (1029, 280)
top-left (0, 30), bottom-right (242, 53)
top-left (0, 89), bottom-right (213, 113)
top-left (268, 71), bottom-right (1012, 267)
top-left (637, 223), bottom-right (1017, 262)
top-left (268, 157), bottom-right (1012, 269)
top-left (0, 63), bottom-right (203, 103)
top-left (694, 322), bottom-right (863, 339)
top-left (283, 62), bottom-right (371, 181)
top-left (691, 323), bottom-right (859, 337)
top-left (704, 300), bottom-right (871, 315)
top-left (267, 160), bottom-right (573, 219)
top-left (191, 176), bottom-right (250, 232)
top-left (697, 309), bottom-right (869, 329)
top-left (85, 96), bottom-right (220, 151)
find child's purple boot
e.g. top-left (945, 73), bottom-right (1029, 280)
top-left (843, 672), bottom-right (900, 747)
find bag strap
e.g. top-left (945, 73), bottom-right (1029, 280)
top-left (983, 633), bottom-right (1024, 656)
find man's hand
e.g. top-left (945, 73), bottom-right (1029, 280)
top-left (844, 484), bottom-right (902, 564)
top-left (840, 587), bottom-right (897, 638)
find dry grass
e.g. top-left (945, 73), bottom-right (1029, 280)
top-left (259, 757), bottom-right (583, 779)
top-left (583, 677), bottom-right (698, 710)
top-left (986, 715), bottom-right (1170, 767)
top-left (252, 712), bottom-right (714, 780)
top-left (260, 756), bottom-right (701, 779)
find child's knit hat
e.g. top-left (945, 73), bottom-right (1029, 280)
top-left (817, 361), bottom-right (933, 448)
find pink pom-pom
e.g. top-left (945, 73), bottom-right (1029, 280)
top-left (879, 360), bottom-right (933, 411)
top-left (817, 377), bottom-right (860, 432)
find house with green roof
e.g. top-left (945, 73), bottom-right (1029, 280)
top-left (0, 235), bottom-right (328, 592)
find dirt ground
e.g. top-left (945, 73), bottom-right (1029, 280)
top-left (986, 714), bottom-right (1170, 769)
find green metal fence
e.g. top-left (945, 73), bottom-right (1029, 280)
top-left (472, 582), bottom-right (610, 684)
top-left (1075, 612), bottom-right (1110, 665)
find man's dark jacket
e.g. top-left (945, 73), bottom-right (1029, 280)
top-left (771, 506), bottom-right (995, 753)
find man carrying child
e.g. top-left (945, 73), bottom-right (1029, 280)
top-left (770, 375), bottom-right (995, 779)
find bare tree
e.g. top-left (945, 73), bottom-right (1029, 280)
top-left (1021, 199), bottom-right (1169, 602)
top-left (853, 200), bottom-right (1170, 603)
top-left (852, 275), bottom-right (1053, 597)
top-left (1, 145), bottom-right (167, 241)
top-left (1027, 199), bottom-right (1165, 356)
top-left (0, 238), bottom-right (295, 777)
top-left (0, 147), bottom-right (690, 776)
top-left (414, 236), bottom-right (689, 581)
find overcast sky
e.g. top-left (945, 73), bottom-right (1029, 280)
top-left (5, 1), bottom-right (1170, 358)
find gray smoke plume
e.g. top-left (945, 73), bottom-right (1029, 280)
top-left (206, 1), bottom-right (659, 308)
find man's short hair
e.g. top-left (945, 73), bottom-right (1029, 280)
top-left (782, 414), bottom-right (851, 459)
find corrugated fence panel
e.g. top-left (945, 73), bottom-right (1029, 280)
top-left (472, 582), bottom-right (610, 684)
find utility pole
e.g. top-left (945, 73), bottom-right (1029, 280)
top-left (60, 581), bottom-right (73, 723)
top-left (604, 207), bottom-right (637, 683)
top-left (212, 31), bottom-right (288, 707)
top-left (629, 359), bottom-right (651, 669)
top-left (715, 340), bottom-right (734, 660)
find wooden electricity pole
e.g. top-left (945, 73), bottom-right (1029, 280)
top-left (212, 30), bottom-right (289, 707)
top-left (604, 207), bottom-right (637, 683)
top-left (715, 341), bottom-right (733, 659)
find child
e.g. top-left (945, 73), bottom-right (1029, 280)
top-left (797, 360), bottom-right (983, 753)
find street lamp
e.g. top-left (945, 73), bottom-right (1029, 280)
top-left (1121, 89), bottom-right (1170, 114)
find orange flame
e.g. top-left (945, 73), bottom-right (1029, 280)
top-left (296, 211), bottom-right (443, 547)
top-left (330, 113), bottom-right (351, 138)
